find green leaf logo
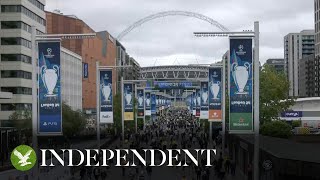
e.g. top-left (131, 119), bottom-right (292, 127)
top-left (10, 145), bottom-right (37, 171)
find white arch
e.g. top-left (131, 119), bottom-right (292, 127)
top-left (117, 10), bottom-right (229, 40)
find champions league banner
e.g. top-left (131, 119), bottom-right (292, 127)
top-left (83, 63), bottom-right (88, 78)
top-left (38, 41), bottom-right (62, 135)
top-left (200, 82), bottom-right (209, 119)
top-left (137, 89), bottom-right (145, 117)
top-left (145, 92), bottom-right (151, 116)
top-left (192, 91), bottom-right (196, 116)
top-left (156, 95), bottom-right (160, 112)
top-left (100, 70), bottom-right (113, 123)
top-left (124, 83), bottom-right (134, 121)
top-left (209, 67), bottom-right (222, 122)
top-left (196, 89), bottom-right (201, 117)
top-left (151, 93), bottom-right (156, 115)
top-left (229, 38), bottom-right (253, 133)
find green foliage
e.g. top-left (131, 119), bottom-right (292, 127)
top-left (9, 109), bottom-right (32, 130)
top-left (261, 120), bottom-right (292, 138)
top-left (112, 93), bottom-right (122, 134)
top-left (292, 120), bottom-right (301, 128)
top-left (62, 103), bottom-right (86, 137)
top-left (260, 65), bottom-right (296, 124)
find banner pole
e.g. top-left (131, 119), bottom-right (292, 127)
top-left (222, 55), bottom-right (226, 157)
top-left (121, 77), bottom-right (124, 140)
top-left (96, 61), bottom-right (101, 150)
top-left (253, 21), bottom-right (260, 180)
top-left (31, 26), bottom-right (39, 179)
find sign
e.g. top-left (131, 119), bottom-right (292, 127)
top-left (156, 95), bottom-right (160, 112)
top-left (154, 81), bottom-right (193, 89)
top-left (137, 89), bottom-right (145, 117)
top-left (38, 41), bottom-right (62, 135)
top-left (281, 111), bottom-right (302, 118)
top-left (151, 93), bottom-right (156, 115)
top-left (99, 70), bottom-right (113, 123)
top-left (200, 82), bottom-right (209, 119)
top-left (196, 89), bottom-right (201, 117)
top-left (123, 83), bottom-right (134, 121)
top-left (229, 38), bottom-right (253, 133)
top-left (209, 67), bottom-right (222, 122)
top-left (145, 92), bottom-right (151, 116)
top-left (83, 63), bottom-right (88, 78)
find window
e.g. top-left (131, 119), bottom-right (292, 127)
top-left (1, 38), bottom-right (31, 48)
top-left (1, 5), bottom-right (46, 26)
top-left (1, 87), bottom-right (32, 95)
top-left (1, 21), bottom-right (32, 33)
top-left (1, 54), bottom-right (32, 64)
top-left (1, 70), bottom-right (32, 79)
top-left (1, 103), bottom-right (32, 111)
top-left (27, 0), bottom-right (45, 11)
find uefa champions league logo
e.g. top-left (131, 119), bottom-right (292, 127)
top-left (209, 71), bottom-right (220, 100)
top-left (41, 65), bottom-right (59, 97)
top-left (101, 74), bottom-right (112, 102)
top-left (125, 86), bottom-right (132, 105)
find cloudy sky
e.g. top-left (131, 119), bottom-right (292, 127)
top-left (46, 0), bottom-right (314, 67)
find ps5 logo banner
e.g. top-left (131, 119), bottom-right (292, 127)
top-left (38, 41), bottom-right (62, 135)
top-left (229, 38), bottom-right (253, 133)
top-left (200, 82), bottom-right (209, 119)
top-left (100, 70), bottom-right (113, 123)
top-left (208, 68), bottom-right (222, 122)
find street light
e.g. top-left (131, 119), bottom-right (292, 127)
top-left (194, 22), bottom-right (260, 180)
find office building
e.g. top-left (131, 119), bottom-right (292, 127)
top-left (0, 0), bottom-right (46, 126)
top-left (46, 11), bottom-right (117, 114)
top-left (61, 48), bottom-right (82, 111)
top-left (299, 54), bottom-right (315, 97)
top-left (265, 58), bottom-right (285, 73)
top-left (284, 30), bottom-right (315, 97)
top-left (315, 0), bottom-right (320, 96)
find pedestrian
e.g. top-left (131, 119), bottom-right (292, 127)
top-left (93, 167), bottom-right (100, 180)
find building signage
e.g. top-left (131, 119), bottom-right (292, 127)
top-left (83, 63), bottom-right (89, 78)
top-left (209, 67), bottom-right (222, 122)
top-left (154, 81), bottom-right (193, 89)
top-left (99, 70), bottom-right (113, 123)
top-left (229, 38), bottom-right (253, 133)
top-left (123, 83), bottom-right (134, 121)
top-left (38, 41), bottom-right (62, 135)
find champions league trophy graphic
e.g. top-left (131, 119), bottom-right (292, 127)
top-left (100, 77), bottom-right (112, 102)
top-left (193, 97), bottom-right (197, 106)
top-left (232, 61), bottom-right (251, 94)
top-left (197, 93), bottom-right (201, 106)
top-left (41, 65), bottom-right (59, 97)
top-left (125, 86), bottom-right (132, 105)
top-left (146, 96), bottom-right (150, 106)
top-left (156, 98), bottom-right (159, 105)
top-left (138, 94), bottom-right (143, 106)
top-left (210, 80), bottom-right (220, 100)
top-left (202, 90), bottom-right (208, 104)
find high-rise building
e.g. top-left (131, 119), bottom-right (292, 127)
top-left (46, 11), bottom-right (117, 114)
top-left (0, 0), bottom-right (46, 126)
top-left (298, 54), bottom-right (315, 97)
top-left (284, 30), bottom-right (315, 97)
top-left (315, 0), bottom-right (320, 96)
top-left (265, 58), bottom-right (285, 73)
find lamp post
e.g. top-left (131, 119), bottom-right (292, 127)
top-left (194, 21), bottom-right (260, 180)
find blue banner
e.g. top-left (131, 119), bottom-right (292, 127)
top-left (151, 93), bottom-right (156, 115)
top-left (200, 82), bottom-right (209, 119)
top-left (229, 38), bottom-right (253, 132)
top-left (124, 83), bottom-right (134, 121)
top-left (83, 63), bottom-right (88, 78)
top-left (137, 89), bottom-right (145, 117)
top-left (38, 41), bottom-right (62, 135)
top-left (281, 111), bottom-right (302, 118)
top-left (196, 89), bottom-right (201, 117)
top-left (192, 91), bottom-right (196, 116)
top-left (100, 70), bottom-right (113, 123)
top-left (156, 95), bottom-right (160, 111)
top-left (145, 92), bottom-right (151, 116)
top-left (209, 67), bottom-right (222, 121)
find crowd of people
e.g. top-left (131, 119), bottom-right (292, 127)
top-left (75, 107), bottom-right (237, 180)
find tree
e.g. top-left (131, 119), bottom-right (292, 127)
top-left (260, 65), bottom-right (295, 124)
top-left (112, 93), bottom-right (122, 134)
top-left (62, 103), bottom-right (86, 137)
top-left (261, 120), bottom-right (292, 138)
top-left (9, 109), bottom-right (32, 130)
